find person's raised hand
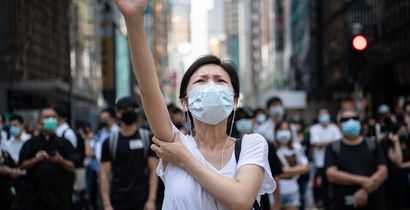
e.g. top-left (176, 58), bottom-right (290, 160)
top-left (114, 0), bottom-right (149, 21)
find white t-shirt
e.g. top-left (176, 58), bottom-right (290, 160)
top-left (276, 143), bottom-right (308, 195)
top-left (157, 130), bottom-right (275, 210)
top-left (309, 123), bottom-right (341, 168)
top-left (4, 132), bottom-right (31, 163)
top-left (56, 123), bottom-right (78, 148)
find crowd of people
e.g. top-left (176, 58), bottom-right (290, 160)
top-left (1, 95), bottom-right (409, 210)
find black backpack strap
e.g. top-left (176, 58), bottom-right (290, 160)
top-left (235, 137), bottom-right (242, 163)
top-left (109, 131), bottom-right (119, 160)
top-left (138, 128), bottom-right (151, 158)
top-left (234, 137), bottom-right (262, 210)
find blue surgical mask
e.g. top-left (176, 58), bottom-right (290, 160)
top-left (319, 114), bottom-right (330, 124)
top-left (43, 117), bottom-right (58, 133)
top-left (235, 119), bottom-right (253, 134)
top-left (270, 106), bottom-right (284, 119)
top-left (188, 82), bottom-right (235, 125)
top-left (276, 130), bottom-right (291, 144)
top-left (342, 119), bottom-right (361, 137)
top-left (256, 114), bottom-right (267, 124)
top-left (10, 126), bottom-right (21, 137)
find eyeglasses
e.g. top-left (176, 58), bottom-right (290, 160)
top-left (340, 116), bottom-right (359, 123)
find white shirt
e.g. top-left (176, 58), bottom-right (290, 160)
top-left (157, 129), bottom-right (275, 210)
top-left (255, 120), bottom-right (275, 142)
top-left (3, 132), bottom-right (31, 163)
top-left (276, 143), bottom-right (308, 194)
top-left (309, 123), bottom-right (342, 168)
top-left (56, 122), bottom-right (77, 148)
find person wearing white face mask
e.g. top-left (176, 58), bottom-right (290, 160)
top-left (256, 97), bottom-right (285, 142)
top-left (113, 1), bottom-right (275, 209)
top-left (275, 121), bottom-right (309, 210)
top-left (309, 108), bottom-right (341, 208)
top-left (3, 114), bottom-right (31, 165)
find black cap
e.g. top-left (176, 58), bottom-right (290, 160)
top-left (116, 96), bottom-right (141, 110)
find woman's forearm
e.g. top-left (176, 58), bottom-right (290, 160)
top-left (182, 155), bottom-right (264, 210)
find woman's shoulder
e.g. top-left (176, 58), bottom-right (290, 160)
top-left (240, 133), bottom-right (268, 150)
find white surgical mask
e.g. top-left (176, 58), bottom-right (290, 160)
top-left (276, 130), bottom-right (291, 144)
top-left (188, 82), bottom-right (235, 125)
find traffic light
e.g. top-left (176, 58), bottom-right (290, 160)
top-left (352, 35), bottom-right (368, 51)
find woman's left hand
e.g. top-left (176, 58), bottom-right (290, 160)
top-left (151, 132), bottom-right (191, 168)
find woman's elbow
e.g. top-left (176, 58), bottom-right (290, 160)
top-left (228, 196), bottom-right (255, 210)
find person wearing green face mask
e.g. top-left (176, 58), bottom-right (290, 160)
top-left (19, 107), bottom-right (79, 210)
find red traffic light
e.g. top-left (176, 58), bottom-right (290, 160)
top-left (352, 35), bottom-right (367, 51)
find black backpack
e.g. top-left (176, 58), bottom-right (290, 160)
top-left (62, 129), bottom-right (86, 168)
top-left (109, 128), bottom-right (152, 160)
top-left (235, 138), bottom-right (263, 210)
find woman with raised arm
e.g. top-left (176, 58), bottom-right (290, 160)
top-left (113, 0), bottom-right (275, 209)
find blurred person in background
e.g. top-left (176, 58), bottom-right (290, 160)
top-left (54, 106), bottom-right (87, 210)
top-left (376, 104), bottom-right (398, 141)
top-left (254, 108), bottom-right (267, 126)
top-left (0, 149), bottom-right (20, 210)
top-left (19, 107), bottom-right (78, 210)
top-left (233, 107), bottom-right (255, 138)
top-left (100, 97), bottom-right (158, 210)
top-left (398, 124), bottom-right (410, 210)
top-left (0, 114), bottom-right (8, 145)
top-left (256, 97), bottom-right (286, 142)
top-left (289, 115), bottom-right (310, 210)
top-left (3, 114), bottom-right (31, 165)
top-left (167, 104), bottom-right (188, 134)
top-left (275, 121), bottom-right (309, 210)
top-left (255, 97), bottom-right (286, 210)
top-left (325, 109), bottom-right (387, 210)
top-left (379, 123), bottom-right (408, 210)
top-left (86, 107), bottom-right (118, 210)
top-left (309, 107), bottom-right (342, 209)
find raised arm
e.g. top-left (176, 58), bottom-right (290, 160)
top-left (114, 0), bottom-right (173, 141)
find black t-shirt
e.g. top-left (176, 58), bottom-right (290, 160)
top-left (19, 134), bottom-right (78, 205)
top-left (324, 139), bottom-right (387, 210)
top-left (101, 129), bottom-right (156, 204)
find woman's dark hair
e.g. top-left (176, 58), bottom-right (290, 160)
top-left (178, 55), bottom-right (240, 135)
top-left (275, 121), bottom-right (294, 149)
top-left (179, 55), bottom-right (240, 98)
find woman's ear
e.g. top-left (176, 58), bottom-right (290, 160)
top-left (180, 99), bottom-right (188, 111)
top-left (234, 97), bottom-right (239, 111)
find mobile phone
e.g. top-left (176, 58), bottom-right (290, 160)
top-left (344, 195), bottom-right (355, 206)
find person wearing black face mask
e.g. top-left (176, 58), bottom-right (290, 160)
top-left (100, 96), bottom-right (158, 210)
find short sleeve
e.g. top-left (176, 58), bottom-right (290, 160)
top-left (374, 143), bottom-right (387, 166)
top-left (267, 141), bottom-right (283, 177)
top-left (100, 138), bottom-right (111, 162)
top-left (238, 134), bottom-right (276, 195)
top-left (62, 139), bottom-right (80, 167)
top-left (324, 143), bottom-right (337, 169)
top-left (155, 124), bottom-right (183, 181)
top-left (19, 140), bottom-right (32, 165)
